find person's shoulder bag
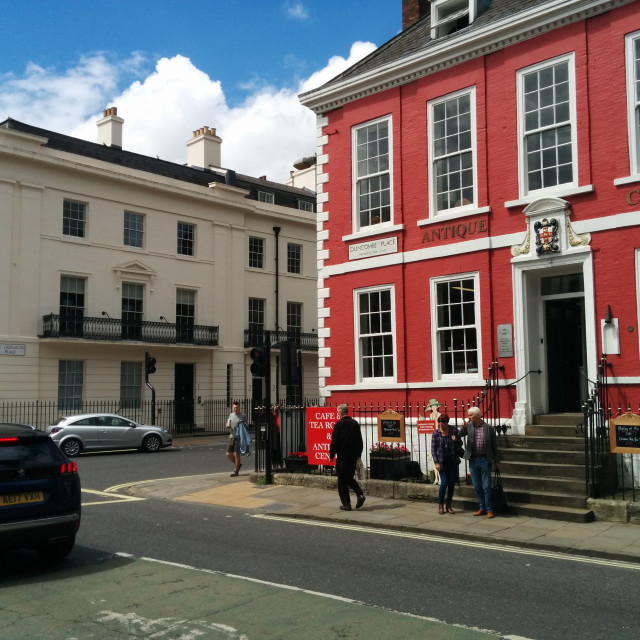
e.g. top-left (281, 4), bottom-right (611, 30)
top-left (492, 469), bottom-right (509, 513)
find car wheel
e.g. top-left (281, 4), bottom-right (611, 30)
top-left (61, 438), bottom-right (82, 457)
top-left (141, 434), bottom-right (161, 453)
top-left (36, 536), bottom-right (75, 562)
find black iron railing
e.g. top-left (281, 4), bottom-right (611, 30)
top-left (41, 314), bottom-right (218, 346)
top-left (581, 355), bottom-right (639, 500)
top-left (243, 328), bottom-right (318, 350)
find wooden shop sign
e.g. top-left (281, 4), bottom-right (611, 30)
top-left (609, 412), bottom-right (640, 454)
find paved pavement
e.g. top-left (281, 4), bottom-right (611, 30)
top-left (124, 436), bottom-right (640, 565)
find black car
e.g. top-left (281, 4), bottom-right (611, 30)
top-left (0, 423), bottom-right (81, 561)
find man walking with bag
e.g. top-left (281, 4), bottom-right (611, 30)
top-left (459, 406), bottom-right (500, 518)
top-left (329, 404), bottom-right (365, 511)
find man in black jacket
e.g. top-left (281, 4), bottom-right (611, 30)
top-left (329, 404), bottom-right (365, 511)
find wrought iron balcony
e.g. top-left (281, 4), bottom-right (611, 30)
top-left (244, 328), bottom-right (318, 351)
top-left (41, 314), bottom-right (219, 346)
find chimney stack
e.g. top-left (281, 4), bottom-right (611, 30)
top-left (402, 0), bottom-right (430, 30)
top-left (96, 106), bottom-right (124, 149)
top-left (186, 126), bottom-right (222, 169)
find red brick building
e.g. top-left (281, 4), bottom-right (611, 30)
top-left (300, 0), bottom-right (640, 433)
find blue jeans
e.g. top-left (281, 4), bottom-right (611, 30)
top-left (469, 457), bottom-right (493, 512)
top-left (437, 460), bottom-right (457, 504)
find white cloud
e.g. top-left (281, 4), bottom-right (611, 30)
top-left (285, 3), bottom-right (309, 20)
top-left (0, 42), bottom-right (376, 183)
top-left (299, 42), bottom-right (377, 93)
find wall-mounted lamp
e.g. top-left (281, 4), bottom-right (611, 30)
top-left (604, 305), bottom-right (613, 325)
top-left (160, 315), bottom-right (169, 323)
top-left (101, 311), bottom-right (110, 319)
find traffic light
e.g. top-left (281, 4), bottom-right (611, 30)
top-left (145, 352), bottom-right (157, 380)
top-left (250, 345), bottom-right (269, 377)
top-left (280, 340), bottom-right (300, 386)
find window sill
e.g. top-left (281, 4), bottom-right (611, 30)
top-left (613, 175), bottom-right (640, 186)
top-left (505, 184), bottom-right (594, 209)
top-left (358, 378), bottom-right (397, 385)
top-left (342, 224), bottom-right (405, 242)
top-left (417, 206), bottom-right (491, 227)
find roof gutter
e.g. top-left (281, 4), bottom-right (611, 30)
top-left (300, 0), bottom-right (635, 114)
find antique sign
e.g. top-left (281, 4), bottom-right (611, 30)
top-left (422, 218), bottom-right (488, 244)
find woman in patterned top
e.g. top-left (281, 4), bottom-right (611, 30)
top-left (430, 414), bottom-right (462, 514)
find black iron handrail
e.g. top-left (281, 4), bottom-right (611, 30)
top-left (40, 314), bottom-right (219, 346)
top-left (243, 328), bottom-right (318, 351)
top-left (582, 355), bottom-right (613, 498)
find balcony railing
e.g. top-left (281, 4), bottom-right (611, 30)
top-left (244, 328), bottom-right (318, 351)
top-left (41, 314), bottom-right (219, 346)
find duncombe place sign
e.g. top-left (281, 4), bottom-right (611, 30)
top-left (349, 236), bottom-right (398, 260)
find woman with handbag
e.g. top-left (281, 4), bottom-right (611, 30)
top-left (430, 414), bottom-right (462, 514)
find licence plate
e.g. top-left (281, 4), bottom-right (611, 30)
top-left (1, 491), bottom-right (44, 506)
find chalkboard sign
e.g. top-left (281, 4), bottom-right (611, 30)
top-left (609, 413), bottom-right (640, 454)
top-left (377, 409), bottom-right (405, 443)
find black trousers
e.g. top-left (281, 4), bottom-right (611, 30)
top-left (336, 456), bottom-right (363, 506)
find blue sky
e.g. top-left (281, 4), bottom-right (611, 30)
top-left (1, 1), bottom-right (401, 182)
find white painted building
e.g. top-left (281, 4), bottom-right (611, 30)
top-left (0, 109), bottom-right (318, 429)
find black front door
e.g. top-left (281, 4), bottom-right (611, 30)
top-left (174, 363), bottom-right (194, 432)
top-left (546, 299), bottom-right (585, 412)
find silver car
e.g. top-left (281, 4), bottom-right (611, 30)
top-left (47, 413), bottom-right (173, 457)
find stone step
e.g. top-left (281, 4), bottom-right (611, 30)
top-left (453, 482), bottom-right (588, 509)
top-left (500, 447), bottom-right (584, 464)
top-left (524, 424), bottom-right (582, 438)
top-left (533, 413), bottom-right (583, 427)
top-left (501, 435), bottom-right (583, 451)
top-left (499, 473), bottom-right (585, 494)
top-left (499, 460), bottom-right (585, 480)
top-left (448, 494), bottom-right (593, 522)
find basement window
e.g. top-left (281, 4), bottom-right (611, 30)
top-left (431, 0), bottom-right (476, 39)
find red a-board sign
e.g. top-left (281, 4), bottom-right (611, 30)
top-left (417, 419), bottom-right (436, 434)
top-left (306, 407), bottom-right (339, 466)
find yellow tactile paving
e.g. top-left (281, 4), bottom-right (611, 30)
top-left (177, 482), bottom-right (274, 508)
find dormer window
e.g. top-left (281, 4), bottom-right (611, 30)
top-left (431, 0), bottom-right (476, 39)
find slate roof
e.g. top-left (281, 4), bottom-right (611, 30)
top-left (0, 117), bottom-right (316, 212)
top-left (301, 0), bottom-right (634, 108)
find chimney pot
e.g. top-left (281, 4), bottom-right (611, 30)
top-left (187, 125), bottom-right (222, 168)
top-left (97, 106), bottom-right (124, 148)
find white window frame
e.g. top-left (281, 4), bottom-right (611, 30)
top-left (430, 272), bottom-right (482, 380)
top-left (120, 361), bottom-right (142, 409)
top-left (431, 0), bottom-right (475, 40)
top-left (258, 191), bottom-right (274, 204)
top-left (352, 115), bottom-right (393, 233)
top-left (177, 221), bottom-right (195, 256)
top-left (298, 200), bottom-right (314, 212)
top-left (353, 285), bottom-right (396, 384)
top-left (287, 242), bottom-right (302, 274)
top-left (249, 236), bottom-right (265, 269)
top-left (58, 360), bottom-right (84, 411)
top-left (428, 87), bottom-right (477, 217)
top-left (517, 53), bottom-right (577, 198)
top-left (63, 199), bottom-right (87, 238)
top-left (626, 31), bottom-right (640, 179)
top-left (124, 211), bottom-right (144, 248)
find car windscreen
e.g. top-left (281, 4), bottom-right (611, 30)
top-left (0, 438), bottom-right (66, 468)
